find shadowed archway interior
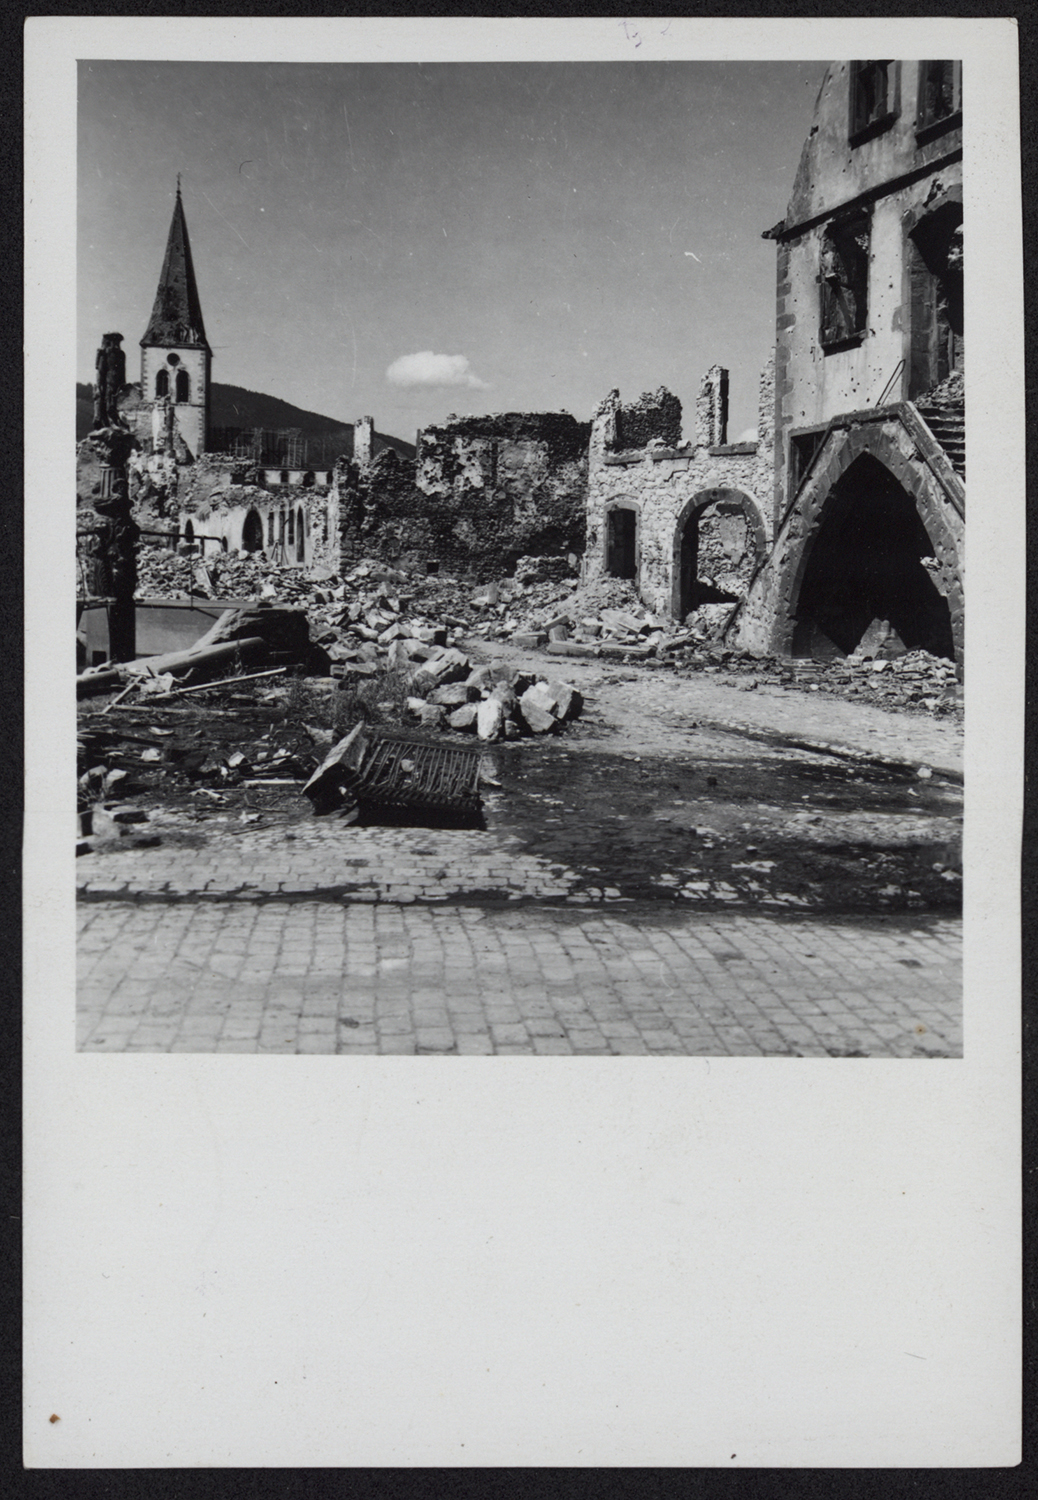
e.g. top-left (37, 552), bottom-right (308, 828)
top-left (792, 454), bottom-right (954, 660)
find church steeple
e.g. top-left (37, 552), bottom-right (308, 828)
top-left (141, 181), bottom-right (210, 350)
top-left (139, 181), bottom-right (212, 459)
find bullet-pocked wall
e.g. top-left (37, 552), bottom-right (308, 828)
top-left (584, 365), bottom-right (775, 622)
top-left (734, 59), bottom-right (965, 667)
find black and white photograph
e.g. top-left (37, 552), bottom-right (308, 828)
top-left (25, 16), bottom-right (1021, 1469)
top-left (72, 52), bottom-right (968, 1059)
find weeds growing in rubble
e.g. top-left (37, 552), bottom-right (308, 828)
top-left (281, 668), bottom-right (413, 740)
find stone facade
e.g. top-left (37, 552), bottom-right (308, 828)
top-left (733, 60), bottom-right (964, 666)
top-left (584, 364), bottom-right (775, 622)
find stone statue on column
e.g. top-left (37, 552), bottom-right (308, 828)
top-left (92, 332), bottom-right (128, 430)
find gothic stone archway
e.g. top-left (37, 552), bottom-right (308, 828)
top-left (770, 425), bottom-right (963, 664)
top-left (671, 488), bottom-right (768, 621)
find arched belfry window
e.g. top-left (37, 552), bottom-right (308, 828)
top-left (155, 368), bottom-right (169, 399)
top-left (175, 369), bottom-right (190, 403)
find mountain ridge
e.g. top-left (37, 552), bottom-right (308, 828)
top-left (75, 381), bottom-right (415, 460)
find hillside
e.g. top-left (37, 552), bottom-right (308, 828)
top-left (75, 382), bottom-right (415, 461)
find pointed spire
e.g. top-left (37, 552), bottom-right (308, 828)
top-left (141, 183), bottom-right (209, 349)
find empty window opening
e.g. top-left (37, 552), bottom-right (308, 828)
top-left (789, 429), bottom-right (829, 494)
top-left (296, 508), bottom-right (306, 562)
top-left (241, 509), bottom-right (264, 553)
top-left (820, 215), bottom-right (870, 348)
top-left (174, 369), bottom-right (190, 403)
top-left (606, 507), bottom-right (637, 580)
top-left (267, 512), bottom-right (275, 546)
top-left (155, 368), bottom-right (170, 399)
top-left (287, 510), bottom-right (295, 546)
top-left (917, 61), bottom-right (960, 132)
top-left (792, 455), bottom-right (954, 661)
top-left (850, 61), bottom-right (895, 141)
top-left (280, 470), bottom-right (289, 484)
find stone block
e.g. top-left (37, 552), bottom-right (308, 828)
top-left (448, 703), bottom-right (479, 731)
top-left (476, 696), bottom-right (506, 741)
top-left (428, 681), bottom-right (476, 708)
top-left (546, 640), bottom-right (600, 658)
top-left (545, 679), bottom-right (583, 722)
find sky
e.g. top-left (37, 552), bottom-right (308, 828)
top-left (78, 60), bottom-right (826, 443)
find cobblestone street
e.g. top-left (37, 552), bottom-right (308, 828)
top-left (77, 663), bottom-right (963, 1058)
top-left (77, 825), bottom-right (962, 1059)
top-left (77, 897), bottom-right (960, 1057)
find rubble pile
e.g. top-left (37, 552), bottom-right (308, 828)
top-left (128, 549), bottom-right (959, 718)
top-left (682, 646), bottom-right (961, 715)
top-left (134, 545), bottom-right (330, 608)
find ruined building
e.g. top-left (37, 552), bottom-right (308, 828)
top-left (584, 364), bottom-right (775, 622)
top-left (335, 411), bottom-right (590, 580)
top-left (78, 187), bottom-right (417, 574)
top-left (735, 60), bottom-right (964, 666)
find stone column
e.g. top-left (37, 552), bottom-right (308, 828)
top-left (696, 365), bottom-right (729, 448)
top-left (354, 416), bottom-right (374, 468)
top-left (91, 426), bottom-right (138, 662)
top-left (334, 458), bottom-right (364, 571)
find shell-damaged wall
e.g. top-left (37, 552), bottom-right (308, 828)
top-left (336, 411), bottom-right (591, 580)
top-left (734, 60), bottom-right (965, 667)
top-left (584, 364), bottom-right (775, 622)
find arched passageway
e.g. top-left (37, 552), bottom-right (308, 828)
top-left (673, 489), bottom-right (764, 620)
top-left (605, 504), bottom-right (638, 580)
top-left (791, 454), bottom-right (954, 660)
top-left (241, 509), bottom-right (264, 554)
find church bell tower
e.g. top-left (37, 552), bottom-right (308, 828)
top-left (140, 180), bottom-right (211, 458)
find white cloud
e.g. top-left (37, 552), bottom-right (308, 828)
top-left (385, 351), bottom-right (489, 390)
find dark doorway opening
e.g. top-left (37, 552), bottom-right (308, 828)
top-left (907, 203), bottom-right (963, 398)
top-left (793, 456), bottom-right (954, 660)
top-left (606, 507), bottom-right (637, 579)
top-left (241, 509), bottom-right (263, 553)
top-left (296, 508), bottom-right (306, 562)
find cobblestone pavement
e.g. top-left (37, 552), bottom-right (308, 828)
top-left (78, 818), bottom-right (961, 1056)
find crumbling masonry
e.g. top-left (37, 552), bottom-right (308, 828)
top-left (335, 411), bottom-right (590, 580)
top-left (584, 364), bottom-right (775, 622)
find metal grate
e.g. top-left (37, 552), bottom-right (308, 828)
top-left (354, 731), bottom-right (483, 813)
